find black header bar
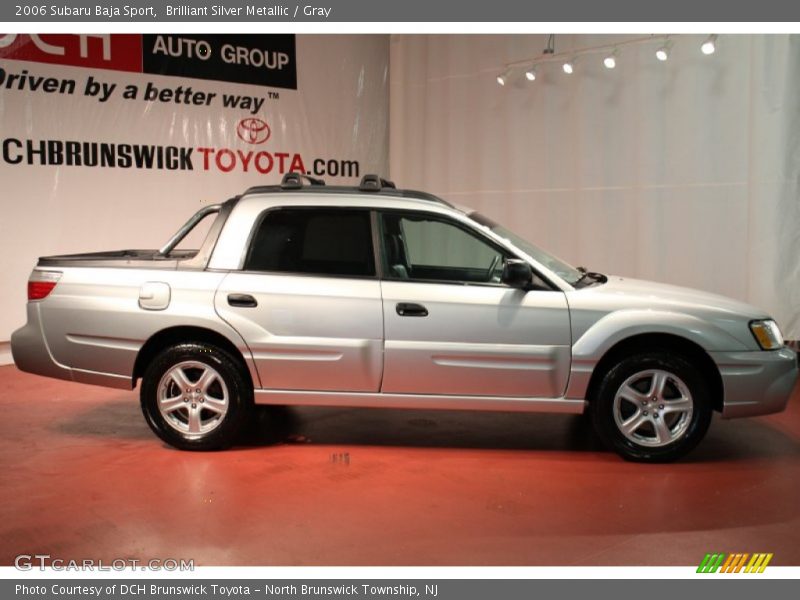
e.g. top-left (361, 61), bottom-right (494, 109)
top-left (3, 0), bottom-right (800, 22)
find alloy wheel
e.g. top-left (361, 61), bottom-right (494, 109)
top-left (157, 361), bottom-right (229, 438)
top-left (612, 369), bottom-right (694, 447)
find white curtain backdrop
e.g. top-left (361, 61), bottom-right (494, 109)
top-left (389, 34), bottom-right (800, 339)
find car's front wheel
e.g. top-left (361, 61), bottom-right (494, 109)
top-left (140, 342), bottom-right (252, 450)
top-left (590, 352), bottom-right (712, 462)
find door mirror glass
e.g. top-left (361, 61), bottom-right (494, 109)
top-left (501, 259), bottom-right (533, 289)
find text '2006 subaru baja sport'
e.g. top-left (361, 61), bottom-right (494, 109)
top-left (11, 173), bottom-right (799, 461)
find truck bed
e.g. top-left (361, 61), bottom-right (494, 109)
top-left (34, 199), bottom-right (237, 272)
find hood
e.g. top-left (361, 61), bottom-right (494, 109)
top-left (589, 276), bottom-right (769, 319)
top-left (567, 275), bottom-right (771, 352)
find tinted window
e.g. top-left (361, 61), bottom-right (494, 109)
top-left (381, 212), bottom-right (508, 283)
top-left (245, 209), bottom-right (375, 276)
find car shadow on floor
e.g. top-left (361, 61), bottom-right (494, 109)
top-left (242, 405), bottom-right (608, 453)
top-left (242, 404), bottom-right (800, 463)
top-left (53, 398), bottom-right (800, 462)
top-left (55, 398), bottom-right (153, 441)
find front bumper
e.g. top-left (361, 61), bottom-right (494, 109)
top-left (710, 347), bottom-right (798, 418)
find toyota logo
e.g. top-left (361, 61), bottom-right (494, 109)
top-left (236, 117), bottom-right (271, 144)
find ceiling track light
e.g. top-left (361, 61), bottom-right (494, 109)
top-left (495, 34), bottom-right (716, 89)
top-left (496, 68), bottom-right (511, 86)
top-left (701, 34), bottom-right (718, 55)
top-left (603, 49), bottom-right (618, 69)
top-left (656, 39), bottom-right (673, 62)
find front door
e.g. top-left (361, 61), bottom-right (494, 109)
top-left (379, 210), bottom-right (571, 398)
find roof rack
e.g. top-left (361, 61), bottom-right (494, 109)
top-left (242, 173), bottom-right (454, 208)
top-left (358, 174), bottom-right (396, 191)
top-left (281, 172), bottom-right (326, 189)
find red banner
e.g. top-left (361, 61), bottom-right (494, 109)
top-left (0, 34), bottom-right (142, 72)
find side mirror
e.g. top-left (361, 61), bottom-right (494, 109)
top-left (501, 259), bottom-right (533, 289)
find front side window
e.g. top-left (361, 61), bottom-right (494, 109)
top-left (381, 211), bottom-right (508, 284)
top-left (245, 208), bottom-right (375, 277)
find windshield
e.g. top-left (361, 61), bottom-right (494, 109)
top-left (468, 212), bottom-right (584, 286)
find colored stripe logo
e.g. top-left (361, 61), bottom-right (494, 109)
top-left (697, 552), bottom-right (773, 573)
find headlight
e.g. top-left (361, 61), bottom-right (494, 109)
top-left (749, 319), bottom-right (784, 350)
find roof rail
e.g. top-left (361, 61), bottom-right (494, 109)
top-left (281, 172), bottom-right (326, 190)
top-left (359, 174), bottom-right (396, 192)
top-left (241, 177), bottom-right (454, 209)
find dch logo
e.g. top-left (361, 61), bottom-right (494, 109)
top-left (0, 34), bottom-right (111, 60)
top-left (236, 117), bottom-right (271, 145)
top-left (0, 34), bottom-right (142, 73)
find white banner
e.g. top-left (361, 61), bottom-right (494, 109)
top-left (0, 34), bottom-right (389, 342)
top-left (390, 33), bottom-right (800, 339)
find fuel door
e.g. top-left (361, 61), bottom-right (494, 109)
top-left (139, 282), bottom-right (171, 311)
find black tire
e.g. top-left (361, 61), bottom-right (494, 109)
top-left (590, 352), bottom-right (712, 462)
top-left (140, 342), bottom-right (253, 451)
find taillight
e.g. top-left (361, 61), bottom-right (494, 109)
top-left (28, 271), bottom-right (61, 301)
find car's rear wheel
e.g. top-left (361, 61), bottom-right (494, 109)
top-left (590, 352), bottom-right (712, 462)
top-left (140, 342), bottom-right (252, 450)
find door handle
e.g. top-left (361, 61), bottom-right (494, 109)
top-left (228, 293), bottom-right (258, 308)
top-left (396, 302), bottom-right (428, 317)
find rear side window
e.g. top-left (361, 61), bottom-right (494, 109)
top-left (244, 208), bottom-right (375, 277)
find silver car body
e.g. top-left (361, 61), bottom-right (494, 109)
top-left (11, 190), bottom-right (798, 418)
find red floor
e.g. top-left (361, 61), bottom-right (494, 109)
top-left (0, 364), bottom-right (798, 566)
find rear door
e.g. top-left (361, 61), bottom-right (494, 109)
top-left (215, 207), bottom-right (384, 392)
top-left (379, 210), bottom-right (571, 398)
